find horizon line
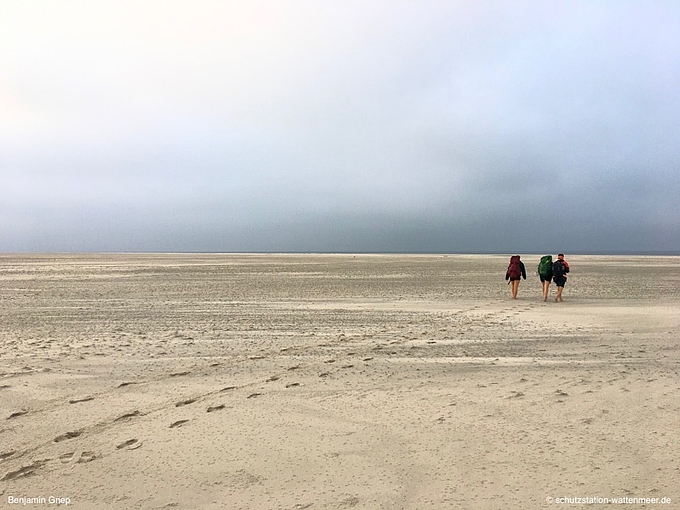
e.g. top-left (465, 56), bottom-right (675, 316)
top-left (1, 250), bottom-right (679, 257)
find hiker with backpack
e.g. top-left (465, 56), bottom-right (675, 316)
top-left (552, 253), bottom-right (570, 302)
top-left (505, 255), bottom-right (526, 299)
top-left (537, 255), bottom-right (553, 302)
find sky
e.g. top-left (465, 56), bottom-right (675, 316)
top-left (1, 1), bottom-right (679, 254)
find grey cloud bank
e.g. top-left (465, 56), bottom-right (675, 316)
top-left (1, 1), bottom-right (679, 253)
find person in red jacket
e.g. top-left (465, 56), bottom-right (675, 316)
top-left (552, 253), bottom-right (570, 302)
top-left (505, 255), bottom-right (526, 299)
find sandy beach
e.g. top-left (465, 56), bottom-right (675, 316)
top-left (0, 254), bottom-right (678, 509)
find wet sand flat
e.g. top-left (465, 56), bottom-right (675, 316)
top-left (0, 254), bottom-right (679, 509)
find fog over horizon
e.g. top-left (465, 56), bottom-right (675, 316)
top-left (2, 1), bottom-right (679, 254)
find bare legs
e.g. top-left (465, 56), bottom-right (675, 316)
top-left (510, 280), bottom-right (520, 299)
top-left (542, 280), bottom-right (550, 302)
top-left (555, 285), bottom-right (564, 302)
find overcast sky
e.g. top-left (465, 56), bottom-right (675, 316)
top-left (1, 1), bottom-right (679, 253)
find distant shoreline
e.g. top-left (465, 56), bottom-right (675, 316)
top-left (0, 251), bottom-right (680, 258)
top-left (1, 251), bottom-right (679, 257)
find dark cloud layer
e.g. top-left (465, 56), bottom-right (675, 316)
top-left (1, 1), bottom-right (679, 253)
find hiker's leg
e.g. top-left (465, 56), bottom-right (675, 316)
top-left (511, 280), bottom-right (519, 299)
top-left (542, 281), bottom-right (550, 301)
top-left (555, 285), bottom-right (563, 302)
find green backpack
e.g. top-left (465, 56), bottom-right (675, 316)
top-left (538, 255), bottom-right (553, 277)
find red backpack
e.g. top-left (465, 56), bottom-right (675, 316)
top-left (507, 255), bottom-right (522, 279)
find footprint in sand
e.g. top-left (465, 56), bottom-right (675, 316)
top-left (175, 399), bottom-right (197, 407)
top-left (0, 451), bottom-right (16, 461)
top-left (7, 410), bottom-right (28, 420)
top-left (2, 461), bottom-right (46, 481)
top-left (337, 496), bottom-right (360, 508)
top-left (54, 431), bottom-right (82, 443)
top-left (220, 386), bottom-right (237, 392)
top-left (0, 385), bottom-right (10, 390)
top-left (207, 405), bottom-right (225, 413)
top-left (169, 371), bottom-right (190, 377)
top-left (60, 452), bottom-right (75, 463)
top-left (169, 420), bottom-right (189, 428)
top-left (69, 397), bottom-right (94, 404)
top-left (77, 451), bottom-right (98, 463)
top-left (247, 393), bottom-right (262, 399)
top-left (285, 383), bottom-right (301, 388)
top-left (118, 381), bottom-right (139, 388)
top-left (266, 375), bottom-right (280, 382)
top-left (116, 439), bottom-right (141, 450)
top-left (115, 411), bottom-right (141, 421)
top-left (59, 451), bottom-right (97, 464)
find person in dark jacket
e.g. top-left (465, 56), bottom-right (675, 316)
top-left (505, 255), bottom-right (526, 299)
top-left (552, 253), bottom-right (570, 302)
